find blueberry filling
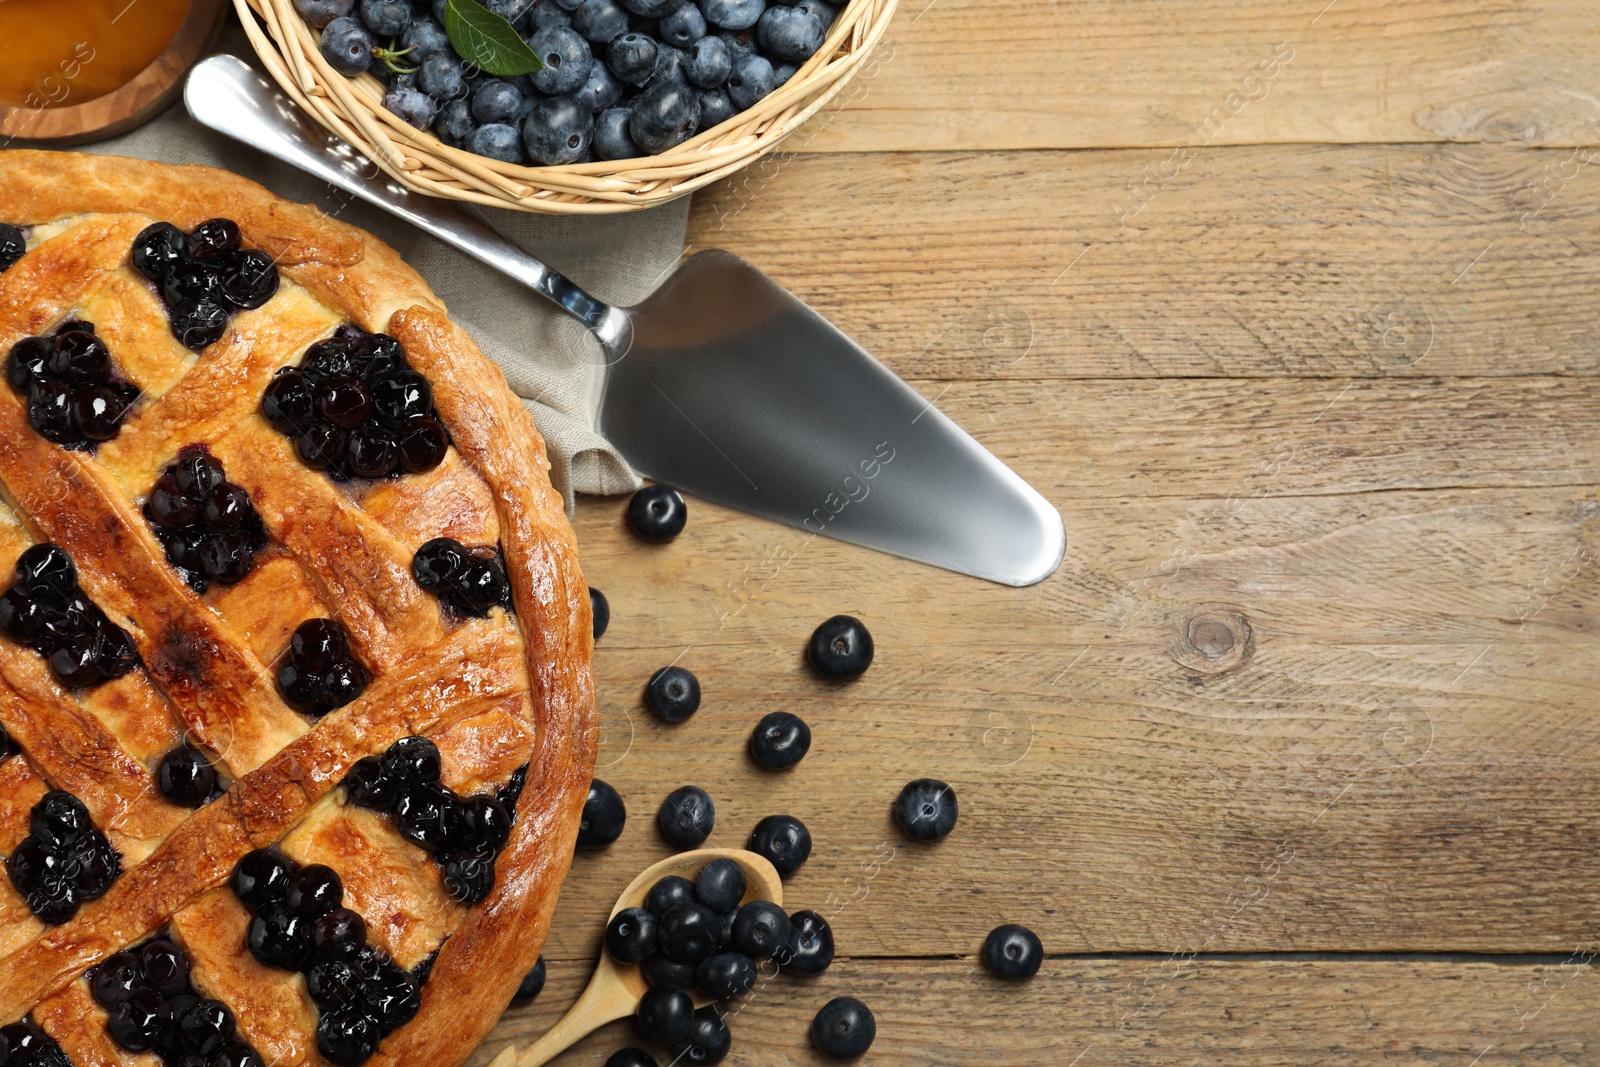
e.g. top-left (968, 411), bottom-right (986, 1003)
top-left (0, 224), bottom-right (26, 273)
top-left (0, 543), bottom-right (139, 689)
top-left (410, 537), bottom-right (513, 618)
top-left (275, 619), bottom-right (368, 719)
top-left (343, 737), bottom-right (526, 905)
top-left (130, 220), bottom-right (280, 351)
top-left (5, 789), bottom-right (120, 924)
top-left (229, 849), bottom-right (422, 1066)
top-left (260, 324), bottom-right (449, 481)
top-left (143, 446), bottom-right (269, 594)
top-left (0, 1018), bottom-right (71, 1067)
top-left (155, 745), bottom-right (220, 809)
top-left (89, 934), bottom-right (267, 1066)
top-left (5, 321), bottom-right (137, 449)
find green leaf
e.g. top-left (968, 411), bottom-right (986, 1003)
top-left (442, 0), bottom-right (544, 76)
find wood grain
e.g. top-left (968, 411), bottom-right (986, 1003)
top-left (798, 0), bottom-right (1600, 152)
top-left (470, 957), bottom-right (1600, 1065)
top-left (688, 143), bottom-right (1600, 381)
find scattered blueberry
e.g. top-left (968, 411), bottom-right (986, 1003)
top-left (748, 710), bottom-right (810, 770)
top-left (156, 746), bottom-right (217, 808)
top-left (748, 814), bottom-right (811, 876)
top-left (605, 1050), bottom-right (659, 1067)
top-left (808, 614), bottom-right (873, 679)
top-left (893, 778), bottom-right (957, 842)
top-left (512, 956), bottom-right (547, 1003)
top-left (606, 906), bottom-right (659, 963)
top-left (669, 1005), bottom-right (732, 1063)
top-left (641, 951), bottom-right (697, 991)
top-left (811, 996), bottom-right (875, 1058)
top-left (320, 16), bottom-right (375, 77)
top-left (777, 909), bottom-right (833, 975)
top-left (982, 923), bottom-right (1043, 980)
top-left (695, 858), bottom-right (747, 913)
top-left (634, 985), bottom-right (693, 1044)
top-left (576, 778), bottom-right (626, 848)
top-left (626, 485), bottom-right (686, 541)
top-left (731, 900), bottom-right (791, 960)
top-left (590, 587), bottom-right (610, 639)
top-left (644, 665), bottom-right (700, 723)
top-left (657, 785), bottom-right (715, 849)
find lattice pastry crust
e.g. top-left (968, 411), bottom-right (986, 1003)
top-left (0, 151), bottom-right (596, 1067)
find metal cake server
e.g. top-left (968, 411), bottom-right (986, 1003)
top-left (184, 55), bottom-right (1064, 586)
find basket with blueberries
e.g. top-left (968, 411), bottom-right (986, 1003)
top-left (239, 0), bottom-right (894, 211)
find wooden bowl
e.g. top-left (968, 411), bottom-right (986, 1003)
top-left (0, 0), bottom-right (230, 146)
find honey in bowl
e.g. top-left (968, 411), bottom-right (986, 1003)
top-left (0, 0), bottom-right (194, 110)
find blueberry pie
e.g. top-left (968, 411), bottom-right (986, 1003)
top-left (0, 152), bottom-right (595, 1067)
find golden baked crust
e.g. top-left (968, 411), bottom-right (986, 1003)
top-left (0, 151), bottom-right (596, 1066)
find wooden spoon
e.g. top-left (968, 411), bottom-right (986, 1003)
top-left (489, 848), bottom-right (784, 1067)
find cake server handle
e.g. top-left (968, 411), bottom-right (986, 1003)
top-left (183, 55), bottom-right (633, 358)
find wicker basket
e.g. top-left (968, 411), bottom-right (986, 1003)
top-left (236, 0), bottom-right (896, 214)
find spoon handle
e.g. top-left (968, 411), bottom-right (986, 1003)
top-left (491, 963), bottom-right (634, 1067)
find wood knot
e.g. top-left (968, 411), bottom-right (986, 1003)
top-left (1174, 610), bottom-right (1252, 676)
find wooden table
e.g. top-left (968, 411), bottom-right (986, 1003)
top-left (477, 2), bottom-right (1600, 1062)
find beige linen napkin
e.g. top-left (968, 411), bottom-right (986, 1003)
top-left (70, 36), bottom-right (679, 508)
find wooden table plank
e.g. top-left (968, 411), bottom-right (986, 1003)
top-left (688, 143), bottom-right (1600, 381)
top-left (799, 0), bottom-right (1600, 153)
top-left (471, 957), bottom-right (1600, 1064)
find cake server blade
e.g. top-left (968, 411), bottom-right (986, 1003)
top-left (185, 55), bottom-right (1064, 586)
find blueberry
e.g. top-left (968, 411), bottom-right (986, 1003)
top-left (400, 17), bottom-right (452, 59)
top-left (359, 0), bottom-right (410, 35)
top-left (412, 537), bottom-right (468, 595)
top-left (320, 16), bottom-right (375, 76)
top-left (606, 906), bottom-right (658, 963)
top-left (657, 901), bottom-right (720, 964)
top-left (775, 909), bottom-right (830, 976)
top-left (362, 961), bottom-right (421, 1029)
top-left (441, 847), bottom-right (497, 903)
top-left (618, 0), bottom-right (675, 13)
top-left (576, 57), bottom-right (624, 111)
top-left (756, 4), bottom-right (823, 61)
top-left (435, 98), bottom-right (478, 145)
top-left (572, 0), bottom-right (629, 41)
top-left (748, 813), bottom-right (811, 876)
top-left (523, 95), bottom-right (595, 165)
top-left (983, 923), bottom-right (1043, 980)
top-left (795, 0), bottom-right (836, 23)
top-left (687, 35), bottom-right (730, 87)
top-left (170, 298), bottom-right (230, 351)
top-left (291, 617), bottom-right (349, 672)
top-left (472, 80), bottom-right (526, 124)
top-left (320, 658), bottom-right (367, 711)
top-left (218, 249), bottom-right (280, 310)
top-left (0, 226), bottom-right (22, 273)
top-left (231, 848), bottom-right (296, 909)
top-left (594, 107), bottom-right (640, 159)
top-left (626, 484), bottom-right (686, 540)
top-left (530, 0), bottom-right (574, 28)
top-left (748, 710), bottom-right (810, 770)
top-left (641, 951), bottom-right (697, 990)
top-left (471, 123), bottom-right (527, 163)
top-left (660, 1), bottom-right (707, 45)
top-left (700, 0), bottom-right (764, 30)
top-left (590, 587), bottom-right (610, 639)
top-left (605, 1050), bottom-right (659, 1067)
top-left (313, 907), bottom-right (367, 960)
top-left (607, 32), bottom-right (658, 86)
top-left (248, 900), bottom-right (313, 969)
top-left (161, 259), bottom-right (223, 306)
top-left (808, 614), bottom-right (873, 679)
top-left (512, 955), bottom-right (546, 1003)
top-left (643, 665), bottom-right (699, 723)
top-left (694, 857), bottom-right (746, 913)
top-left (261, 370), bottom-right (316, 435)
top-left (293, 0), bottom-right (354, 26)
top-left (669, 1005), bottom-right (732, 1064)
top-left (893, 778), bottom-right (957, 842)
top-left (384, 87), bottom-right (438, 129)
top-left (106, 988), bottom-right (170, 1052)
top-left (645, 874), bottom-right (696, 917)
top-left (811, 996), bottom-right (875, 1058)
top-left (772, 60), bottom-right (797, 86)
top-left (383, 735), bottom-right (442, 786)
top-left (419, 53), bottom-right (467, 99)
top-left (30, 789), bottom-right (90, 850)
top-left (285, 863), bottom-right (344, 918)
top-left (731, 899), bottom-right (791, 960)
top-left (576, 777), bottom-right (626, 848)
top-left (157, 745), bottom-right (216, 807)
top-left (718, 28), bottom-right (754, 59)
top-left (650, 43), bottom-right (689, 85)
top-left (6, 335), bottom-right (51, 390)
top-left (398, 413), bottom-right (449, 471)
top-left (725, 52), bottom-right (774, 109)
top-left (70, 384), bottom-right (127, 442)
top-left (179, 998), bottom-right (237, 1057)
top-left (635, 986), bottom-right (693, 1044)
top-left (530, 26), bottom-right (594, 94)
top-left (657, 785), bottom-right (714, 849)
top-left (484, 0), bottom-right (537, 27)
top-left (316, 1006), bottom-right (379, 1066)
